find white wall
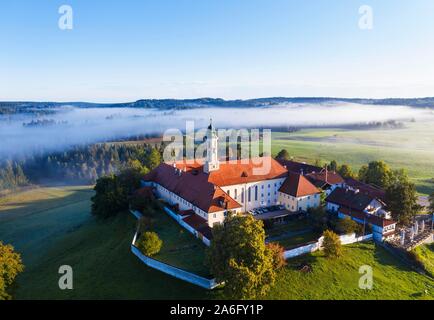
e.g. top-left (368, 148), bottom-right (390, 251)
top-left (221, 178), bottom-right (286, 212)
top-left (327, 202), bottom-right (340, 213)
top-left (278, 192), bottom-right (320, 212)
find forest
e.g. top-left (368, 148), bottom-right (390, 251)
top-left (0, 142), bottom-right (164, 192)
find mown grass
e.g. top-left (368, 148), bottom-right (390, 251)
top-left (274, 232), bottom-right (320, 250)
top-left (412, 243), bottom-right (434, 277)
top-left (140, 206), bottom-right (210, 277)
top-left (270, 123), bottom-right (434, 195)
top-left (1, 186), bottom-right (432, 300)
top-left (266, 242), bottom-right (434, 300)
top-left (0, 186), bottom-right (208, 299)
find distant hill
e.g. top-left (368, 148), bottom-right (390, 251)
top-left (2, 97), bottom-right (434, 115)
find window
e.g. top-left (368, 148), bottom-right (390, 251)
top-left (268, 184), bottom-right (270, 188)
top-left (234, 189), bottom-right (238, 199)
top-left (227, 190), bottom-right (230, 197)
top-left (241, 189), bottom-right (244, 203)
top-left (248, 187), bottom-right (251, 202)
top-left (213, 214), bottom-right (216, 218)
top-left (255, 186), bottom-right (258, 201)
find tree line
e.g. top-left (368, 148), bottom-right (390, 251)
top-left (0, 142), bottom-right (164, 192)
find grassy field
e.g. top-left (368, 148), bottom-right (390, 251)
top-left (267, 242), bottom-right (433, 300)
top-left (1, 185), bottom-right (432, 300)
top-left (0, 186), bottom-right (208, 299)
top-left (270, 121), bottom-right (434, 195)
top-left (265, 219), bottom-right (320, 249)
top-left (274, 231), bottom-right (319, 250)
top-left (412, 243), bottom-right (434, 277)
top-left (140, 206), bottom-right (210, 277)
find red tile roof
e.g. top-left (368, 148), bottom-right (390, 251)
top-left (339, 207), bottom-right (396, 228)
top-left (183, 214), bottom-right (208, 229)
top-left (345, 178), bottom-right (386, 201)
top-left (326, 187), bottom-right (374, 211)
top-left (179, 209), bottom-right (195, 217)
top-left (277, 159), bottom-right (322, 175)
top-left (279, 172), bottom-right (321, 197)
top-left (208, 157), bottom-right (288, 186)
top-left (143, 157), bottom-right (287, 213)
top-left (306, 171), bottom-right (345, 186)
top-left (143, 162), bottom-right (242, 213)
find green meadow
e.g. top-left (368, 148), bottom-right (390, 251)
top-left (270, 121), bottom-right (434, 195)
top-left (0, 178), bottom-right (432, 299)
top-left (267, 242), bottom-right (433, 300)
top-left (0, 186), bottom-right (206, 299)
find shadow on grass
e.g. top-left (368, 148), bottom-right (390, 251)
top-left (373, 243), bottom-right (414, 272)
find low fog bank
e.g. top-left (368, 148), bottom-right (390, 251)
top-left (1, 102), bottom-right (433, 160)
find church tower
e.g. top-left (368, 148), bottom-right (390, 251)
top-left (204, 119), bottom-right (220, 173)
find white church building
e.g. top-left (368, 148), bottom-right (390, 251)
top-left (142, 121), bottom-right (322, 228)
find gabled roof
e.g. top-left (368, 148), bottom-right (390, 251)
top-left (339, 207), bottom-right (396, 228)
top-left (345, 177), bottom-right (386, 201)
top-left (143, 162), bottom-right (241, 213)
top-left (208, 157), bottom-right (288, 186)
top-left (306, 171), bottom-right (345, 186)
top-left (277, 159), bottom-right (322, 175)
top-left (183, 214), bottom-right (213, 239)
top-left (279, 172), bottom-right (321, 197)
top-left (326, 187), bottom-right (374, 211)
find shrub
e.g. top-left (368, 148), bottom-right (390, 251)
top-left (137, 232), bottom-right (163, 257)
top-left (266, 242), bottom-right (287, 270)
top-left (336, 217), bottom-right (359, 235)
top-left (322, 230), bottom-right (342, 258)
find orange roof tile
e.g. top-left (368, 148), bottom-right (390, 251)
top-left (279, 172), bottom-right (321, 197)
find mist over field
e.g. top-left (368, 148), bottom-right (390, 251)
top-left (1, 102), bottom-right (434, 160)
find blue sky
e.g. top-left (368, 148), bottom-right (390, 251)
top-left (1, 0), bottom-right (434, 102)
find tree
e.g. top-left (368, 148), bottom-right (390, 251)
top-left (137, 232), bottom-right (163, 256)
top-left (266, 243), bottom-right (287, 270)
top-left (308, 206), bottom-right (329, 233)
top-left (0, 242), bottom-right (24, 300)
top-left (146, 148), bottom-right (162, 170)
top-left (91, 175), bottom-right (129, 218)
top-left (336, 216), bottom-right (359, 235)
top-left (429, 193), bottom-right (434, 214)
top-left (276, 149), bottom-right (290, 161)
top-left (314, 159), bottom-right (322, 168)
top-left (130, 194), bottom-right (151, 212)
top-left (328, 160), bottom-right (338, 172)
top-left (386, 181), bottom-right (420, 226)
top-left (207, 215), bottom-right (276, 299)
top-left (322, 230), bottom-right (342, 258)
top-left (358, 161), bottom-right (393, 188)
top-left (338, 164), bottom-right (354, 179)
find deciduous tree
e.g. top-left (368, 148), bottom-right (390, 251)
top-left (0, 242), bottom-right (24, 300)
top-left (322, 230), bottom-right (342, 258)
top-left (207, 215), bottom-right (276, 299)
top-left (386, 181), bottom-right (420, 226)
top-left (276, 149), bottom-right (290, 161)
top-left (137, 232), bottom-right (163, 257)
